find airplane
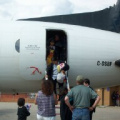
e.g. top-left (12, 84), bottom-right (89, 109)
top-left (0, 19), bottom-right (120, 94)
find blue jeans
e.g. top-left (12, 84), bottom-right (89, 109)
top-left (72, 108), bottom-right (90, 120)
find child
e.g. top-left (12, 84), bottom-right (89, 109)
top-left (17, 98), bottom-right (30, 120)
top-left (47, 40), bottom-right (56, 65)
top-left (57, 62), bottom-right (70, 89)
top-left (57, 62), bottom-right (70, 73)
top-left (59, 87), bottom-right (72, 120)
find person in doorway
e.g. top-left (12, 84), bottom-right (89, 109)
top-left (65, 75), bottom-right (100, 120)
top-left (54, 34), bottom-right (63, 60)
top-left (57, 62), bottom-right (70, 89)
top-left (17, 98), bottom-right (30, 120)
top-left (34, 80), bottom-right (58, 120)
top-left (57, 62), bottom-right (70, 100)
top-left (48, 34), bottom-right (66, 61)
top-left (57, 70), bottom-right (66, 89)
top-left (46, 57), bottom-right (59, 94)
top-left (84, 78), bottom-right (96, 120)
top-left (46, 40), bottom-right (56, 65)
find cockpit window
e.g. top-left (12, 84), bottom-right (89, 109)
top-left (15, 39), bottom-right (20, 53)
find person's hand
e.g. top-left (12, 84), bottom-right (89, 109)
top-left (35, 93), bottom-right (38, 97)
top-left (34, 93), bottom-right (38, 105)
top-left (89, 107), bottom-right (94, 111)
top-left (69, 105), bottom-right (74, 111)
top-left (63, 79), bottom-right (67, 83)
top-left (45, 75), bottom-right (48, 80)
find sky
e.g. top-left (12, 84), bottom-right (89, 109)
top-left (0, 0), bottom-right (118, 20)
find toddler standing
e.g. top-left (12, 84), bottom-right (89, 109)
top-left (17, 98), bottom-right (30, 120)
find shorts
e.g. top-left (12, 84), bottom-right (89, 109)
top-left (37, 114), bottom-right (56, 120)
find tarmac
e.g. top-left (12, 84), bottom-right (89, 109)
top-left (0, 102), bottom-right (120, 120)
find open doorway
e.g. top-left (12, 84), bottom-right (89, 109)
top-left (46, 29), bottom-right (67, 65)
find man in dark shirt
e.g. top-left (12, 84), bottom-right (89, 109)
top-left (84, 78), bottom-right (96, 120)
top-left (60, 87), bottom-right (72, 120)
top-left (46, 57), bottom-right (59, 94)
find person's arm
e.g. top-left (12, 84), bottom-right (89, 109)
top-left (89, 96), bottom-right (100, 111)
top-left (23, 106), bottom-right (30, 116)
top-left (46, 63), bottom-right (52, 79)
top-left (64, 96), bottom-right (74, 111)
top-left (54, 93), bottom-right (58, 105)
top-left (34, 93), bottom-right (38, 105)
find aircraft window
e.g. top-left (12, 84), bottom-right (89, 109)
top-left (15, 39), bottom-right (20, 53)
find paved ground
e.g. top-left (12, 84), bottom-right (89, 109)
top-left (0, 102), bottom-right (120, 120)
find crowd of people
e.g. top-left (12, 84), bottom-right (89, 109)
top-left (17, 34), bottom-right (101, 120)
top-left (17, 75), bottom-right (100, 120)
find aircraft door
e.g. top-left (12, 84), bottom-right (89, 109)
top-left (20, 26), bottom-right (45, 80)
top-left (46, 29), bottom-right (69, 87)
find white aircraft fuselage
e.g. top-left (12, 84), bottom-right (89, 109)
top-left (0, 21), bottom-right (120, 93)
